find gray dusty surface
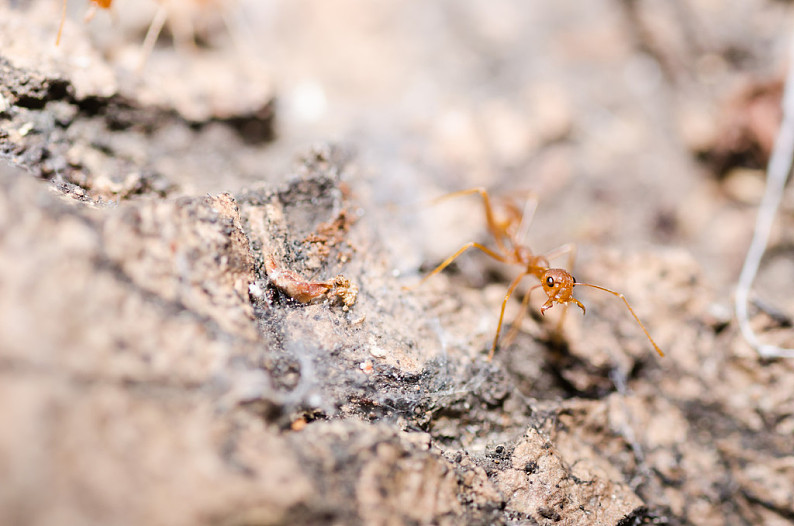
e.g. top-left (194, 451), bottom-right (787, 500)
top-left (2, 1), bottom-right (794, 525)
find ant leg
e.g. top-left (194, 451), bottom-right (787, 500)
top-left (542, 242), bottom-right (577, 270)
top-left (57, 0), bottom-right (68, 45)
top-left (83, 3), bottom-right (98, 23)
top-left (220, 7), bottom-right (250, 53)
top-left (489, 271), bottom-right (531, 361)
top-left (404, 241), bottom-right (509, 291)
top-left (168, 4), bottom-right (199, 53)
top-left (502, 283), bottom-right (542, 349)
top-left (429, 187), bottom-right (511, 255)
top-left (575, 282), bottom-right (665, 357)
top-left (139, 3), bottom-right (168, 69)
top-left (514, 191), bottom-right (540, 247)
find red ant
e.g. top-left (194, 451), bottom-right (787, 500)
top-left (407, 188), bottom-right (664, 361)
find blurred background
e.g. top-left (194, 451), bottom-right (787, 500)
top-left (41, 0), bottom-right (793, 300)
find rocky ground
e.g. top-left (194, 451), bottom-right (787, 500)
top-left (2, 1), bottom-right (794, 525)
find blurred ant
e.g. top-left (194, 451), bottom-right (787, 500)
top-left (57, 0), bottom-right (112, 46)
top-left (407, 188), bottom-right (664, 361)
top-left (56, 1), bottom-right (232, 67)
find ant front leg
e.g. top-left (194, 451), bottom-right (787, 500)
top-left (488, 271), bottom-right (531, 361)
top-left (501, 282), bottom-right (543, 354)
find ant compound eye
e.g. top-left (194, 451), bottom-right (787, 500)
top-left (545, 276), bottom-right (554, 287)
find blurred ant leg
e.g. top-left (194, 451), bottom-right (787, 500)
top-left (83, 2), bottom-right (98, 22)
top-left (502, 283), bottom-right (542, 350)
top-left (139, 3), bottom-right (168, 69)
top-left (57, 0), bottom-right (114, 46)
top-left (514, 191), bottom-right (539, 247)
top-left (168, 3), bottom-right (199, 53)
top-left (404, 242), bottom-right (509, 291)
top-left (57, 0), bottom-right (68, 45)
top-left (489, 271), bottom-right (531, 361)
top-left (542, 242), bottom-right (577, 269)
top-left (221, 7), bottom-right (250, 53)
top-left (429, 187), bottom-right (510, 254)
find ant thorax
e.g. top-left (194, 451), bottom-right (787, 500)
top-left (515, 246), bottom-right (533, 265)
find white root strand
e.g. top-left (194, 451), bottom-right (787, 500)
top-left (734, 32), bottom-right (794, 358)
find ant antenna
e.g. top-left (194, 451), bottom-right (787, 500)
top-left (574, 281), bottom-right (665, 357)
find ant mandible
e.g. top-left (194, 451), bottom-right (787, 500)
top-left (407, 188), bottom-right (664, 361)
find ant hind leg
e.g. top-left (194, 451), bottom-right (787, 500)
top-left (542, 242), bottom-right (577, 270)
top-left (404, 241), bottom-right (509, 291)
top-left (429, 187), bottom-right (511, 254)
top-left (514, 191), bottom-right (540, 248)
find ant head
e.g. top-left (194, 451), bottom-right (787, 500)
top-left (539, 268), bottom-right (585, 314)
top-left (541, 268), bottom-right (575, 298)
